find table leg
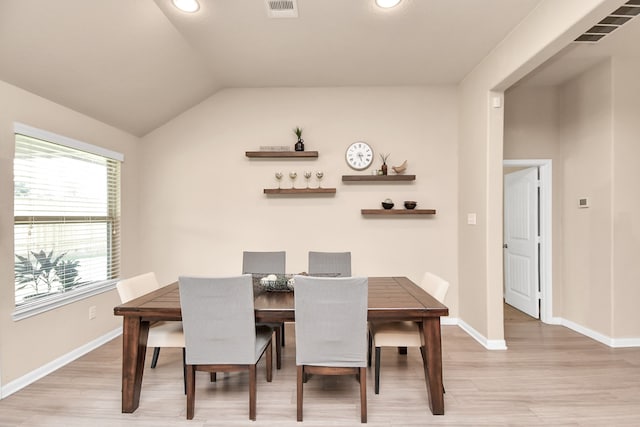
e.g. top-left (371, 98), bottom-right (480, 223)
top-left (420, 317), bottom-right (445, 415)
top-left (121, 316), bottom-right (149, 413)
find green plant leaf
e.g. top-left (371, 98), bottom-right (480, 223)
top-left (15, 249), bottom-right (83, 296)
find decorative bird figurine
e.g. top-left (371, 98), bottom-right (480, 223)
top-left (392, 160), bottom-right (407, 174)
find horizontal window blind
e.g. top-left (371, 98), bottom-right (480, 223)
top-left (14, 130), bottom-right (121, 307)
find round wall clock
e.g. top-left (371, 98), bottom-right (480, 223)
top-left (345, 141), bottom-right (374, 170)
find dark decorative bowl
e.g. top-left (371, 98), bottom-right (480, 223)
top-left (382, 201), bottom-right (394, 209)
top-left (404, 201), bottom-right (417, 210)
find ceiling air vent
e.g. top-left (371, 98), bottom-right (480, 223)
top-left (265, 0), bottom-right (298, 18)
top-left (575, 0), bottom-right (640, 43)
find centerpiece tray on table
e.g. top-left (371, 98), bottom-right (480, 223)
top-left (252, 274), bottom-right (295, 292)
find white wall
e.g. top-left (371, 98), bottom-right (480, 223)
top-left (558, 60), bottom-right (613, 335)
top-left (611, 57), bottom-right (640, 338)
top-left (0, 80), bottom-right (141, 386)
top-left (139, 86), bottom-right (460, 314)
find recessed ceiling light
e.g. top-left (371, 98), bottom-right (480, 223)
top-left (172, 0), bottom-right (200, 13)
top-left (376, 0), bottom-right (401, 8)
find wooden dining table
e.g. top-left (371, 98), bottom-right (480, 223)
top-left (113, 276), bottom-right (449, 415)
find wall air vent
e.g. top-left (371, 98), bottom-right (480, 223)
top-left (265, 0), bottom-right (298, 18)
top-left (575, 0), bottom-right (640, 43)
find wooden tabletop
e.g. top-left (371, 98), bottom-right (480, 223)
top-left (114, 276), bottom-right (448, 322)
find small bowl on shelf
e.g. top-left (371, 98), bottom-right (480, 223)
top-left (404, 200), bottom-right (417, 210)
top-left (381, 201), bottom-right (394, 210)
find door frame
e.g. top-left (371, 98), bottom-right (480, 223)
top-left (503, 159), bottom-right (552, 324)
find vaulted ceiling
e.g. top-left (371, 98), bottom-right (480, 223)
top-left (1, 0), bottom-right (637, 137)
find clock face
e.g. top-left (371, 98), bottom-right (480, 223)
top-left (345, 141), bottom-right (374, 170)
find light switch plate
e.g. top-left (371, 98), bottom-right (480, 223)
top-left (467, 213), bottom-right (477, 225)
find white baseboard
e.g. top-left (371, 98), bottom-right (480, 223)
top-left (557, 317), bottom-right (640, 348)
top-left (440, 316), bottom-right (458, 326)
top-left (611, 337), bottom-right (640, 347)
top-left (456, 315), bottom-right (640, 349)
top-left (610, 337), bottom-right (640, 347)
top-left (457, 319), bottom-right (507, 350)
top-left (1, 328), bottom-right (122, 399)
top-left (546, 316), bottom-right (563, 325)
top-left (439, 317), bottom-right (508, 350)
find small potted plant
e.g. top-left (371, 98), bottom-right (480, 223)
top-left (294, 127), bottom-right (304, 151)
top-left (379, 153), bottom-right (390, 175)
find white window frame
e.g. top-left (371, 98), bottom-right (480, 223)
top-left (12, 123), bottom-right (124, 321)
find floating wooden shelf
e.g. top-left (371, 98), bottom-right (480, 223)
top-left (246, 151), bottom-right (319, 158)
top-left (361, 209), bottom-right (436, 215)
top-left (264, 188), bottom-right (336, 195)
top-left (342, 174), bottom-right (416, 182)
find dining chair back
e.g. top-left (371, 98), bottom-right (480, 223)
top-left (369, 272), bottom-right (450, 395)
top-left (116, 272), bottom-right (159, 303)
top-left (178, 274), bottom-right (273, 420)
top-left (242, 250), bottom-right (286, 368)
top-left (242, 250), bottom-right (286, 275)
top-left (116, 272), bottom-right (185, 379)
top-left (307, 251), bottom-right (352, 277)
top-left (294, 275), bottom-right (368, 423)
top-left (419, 271), bottom-right (450, 304)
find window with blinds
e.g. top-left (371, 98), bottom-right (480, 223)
top-left (13, 124), bottom-right (122, 311)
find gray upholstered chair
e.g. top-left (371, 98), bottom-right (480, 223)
top-left (178, 274), bottom-right (273, 420)
top-left (369, 271), bottom-right (450, 394)
top-left (294, 275), bottom-right (368, 423)
top-left (242, 250), bottom-right (285, 369)
top-left (243, 250), bottom-right (286, 275)
top-left (116, 272), bottom-right (185, 385)
top-left (308, 251), bottom-right (352, 277)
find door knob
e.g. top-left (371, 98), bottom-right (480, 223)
top-left (503, 243), bottom-right (508, 249)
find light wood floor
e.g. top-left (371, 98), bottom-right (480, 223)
top-left (1, 305), bottom-right (639, 426)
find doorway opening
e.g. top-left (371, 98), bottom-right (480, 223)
top-left (503, 159), bottom-right (552, 324)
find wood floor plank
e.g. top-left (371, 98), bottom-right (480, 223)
top-left (1, 305), bottom-right (639, 426)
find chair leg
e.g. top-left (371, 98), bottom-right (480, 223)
top-left (281, 322), bottom-right (286, 347)
top-left (375, 347), bottom-right (381, 395)
top-left (297, 366), bottom-right (303, 422)
top-left (151, 347), bottom-right (160, 368)
top-left (266, 339), bottom-right (273, 382)
top-left (274, 327), bottom-right (282, 369)
top-left (249, 364), bottom-right (257, 421)
top-left (367, 331), bottom-right (372, 367)
top-left (182, 348), bottom-right (187, 395)
top-left (359, 367), bottom-right (367, 423)
top-left (186, 365), bottom-right (196, 420)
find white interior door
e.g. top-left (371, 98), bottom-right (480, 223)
top-left (504, 167), bottom-right (539, 318)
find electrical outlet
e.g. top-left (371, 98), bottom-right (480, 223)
top-left (89, 305), bottom-right (97, 320)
